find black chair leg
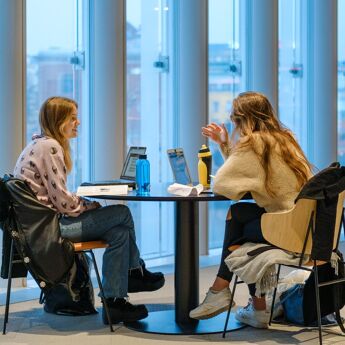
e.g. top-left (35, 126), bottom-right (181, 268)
top-left (269, 264), bottom-right (281, 326)
top-left (335, 310), bottom-right (345, 333)
top-left (222, 275), bottom-right (238, 338)
top-left (3, 238), bottom-right (14, 335)
top-left (89, 250), bottom-right (114, 332)
top-left (314, 261), bottom-right (323, 345)
top-left (38, 290), bottom-right (45, 304)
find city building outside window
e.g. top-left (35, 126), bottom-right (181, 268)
top-left (208, 0), bottom-right (241, 249)
top-left (338, 0), bottom-right (345, 165)
top-left (278, 0), bottom-right (308, 156)
top-left (126, 0), bottom-right (174, 260)
top-left (26, 0), bottom-right (87, 191)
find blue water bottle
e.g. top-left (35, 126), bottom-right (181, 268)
top-left (136, 154), bottom-right (150, 195)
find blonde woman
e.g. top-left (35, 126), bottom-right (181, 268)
top-left (190, 92), bottom-right (312, 328)
top-left (14, 96), bottom-right (164, 325)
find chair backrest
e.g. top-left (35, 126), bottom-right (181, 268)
top-left (262, 190), bottom-right (345, 256)
top-left (332, 190), bottom-right (345, 251)
top-left (0, 177), bottom-right (10, 224)
top-left (261, 198), bottom-right (317, 255)
top-left (2, 176), bottom-right (74, 288)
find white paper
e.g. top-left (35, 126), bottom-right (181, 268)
top-left (76, 184), bottom-right (128, 196)
top-left (167, 183), bottom-right (204, 197)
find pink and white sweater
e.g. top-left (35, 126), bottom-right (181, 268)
top-left (14, 136), bottom-right (97, 217)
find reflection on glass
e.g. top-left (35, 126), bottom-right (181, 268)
top-left (26, 0), bottom-right (83, 190)
top-left (208, 0), bottom-right (241, 249)
top-left (338, 0), bottom-right (345, 165)
top-left (126, 0), bottom-right (174, 259)
top-left (278, 0), bottom-right (307, 154)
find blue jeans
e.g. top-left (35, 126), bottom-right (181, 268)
top-left (59, 204), bottom-right (141, 298)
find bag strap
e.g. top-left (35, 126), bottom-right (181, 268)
top-left (247, 245), bottom-right (277, 256)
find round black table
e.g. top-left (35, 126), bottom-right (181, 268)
top-left (93, 183), bottom-right (246, 335)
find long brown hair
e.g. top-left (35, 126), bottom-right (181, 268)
top-left (39, 96), bottom-right (78, 173)
top-left (231, 91), bottom-right (312, 196)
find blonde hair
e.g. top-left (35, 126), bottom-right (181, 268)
top-left (39, 96), bottom-right (78, 173)
top-left (231, 92), bottom-right (312, 196)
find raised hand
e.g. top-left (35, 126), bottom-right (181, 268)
top-left (201, 123), bottom-right (230, 146)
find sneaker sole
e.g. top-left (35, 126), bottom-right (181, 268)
top-left (235, 313), bottom-right (268, 329)
top-left (190, 301), bottom-right (236, 320)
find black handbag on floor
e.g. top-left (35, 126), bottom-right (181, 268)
top-left (43, 252), bottom-right (97, 316)
top-left (303, 251), bottom-right (345, 326)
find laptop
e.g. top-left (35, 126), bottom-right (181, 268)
top-left (167, 148), bottom-right (213, 193)
top-left (167, 148), bottom-right (193, 186)
top-left (81, 146), bottom-right (146, 188)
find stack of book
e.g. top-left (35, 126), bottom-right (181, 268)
top-left (76, 181), bottom-right (130, 196)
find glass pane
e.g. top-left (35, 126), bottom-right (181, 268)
top-left (208, 0), bottom-right (241, 249)
top-left (126, 0), bottom-right (174, 259)
top-left (26, 0), bottom-right (85, 191)
top-left (278, 0), bottom-right (307, 154)
top-left (338, 0), bottom-right (345, 165)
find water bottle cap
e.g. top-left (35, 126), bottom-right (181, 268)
top-left (199, 145), bottom-right (210, 153)
top-left (139, 154), bottom-right (147, 159)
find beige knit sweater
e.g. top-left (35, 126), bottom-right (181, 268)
top-left (213, 134), bottom-right (310, 213)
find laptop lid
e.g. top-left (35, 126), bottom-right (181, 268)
top-left (120, 146), bottom-right (147, 180)
top-left (167, 148), bottom-right (193, 186)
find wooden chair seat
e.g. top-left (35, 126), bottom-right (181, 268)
top-left (228, 245), bottom-right (241, 252)
top-left (73, 240), bottom-right (109, 252)
top-left (304, 260), bottom-right (327, 267)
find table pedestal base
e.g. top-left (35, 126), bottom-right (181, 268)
top-left (125, 310), bottom-right (246, 335)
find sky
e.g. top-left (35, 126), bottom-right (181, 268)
top-left (26, 0), bottom-right (345, 57)
top-left (27, 0), bottom-right (234, 55)
top-left (27, 0), bottom-right (76, 54)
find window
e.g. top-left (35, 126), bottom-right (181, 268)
top-left (208, 0), bottom-right (241, 249)
top-left (126, 0), bottom-right (174, 259)
top-left (339, 0), bottom-right (345, 259)
top-left (60, 74), bottom-right (73, 94)
top-left (225, 100), bottom-right (232, 112)
top-left (212, 101), bottom-right (220, 113)
top-left (338, 0), bottom-right (345, 165)
top-left (278, 0), bottom-right (308, 155)
top-left (26, 0), bottom-right (88, 191)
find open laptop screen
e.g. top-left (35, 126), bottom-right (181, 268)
top-left (167, 148), bottom-right (193, 186)
top-left (121, 146), bottom-right (146, 180)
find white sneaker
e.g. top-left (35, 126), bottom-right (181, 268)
top-left (189, 287), bottom-right (235, 320)
top-left (235, 300), bottom-right (270, 328)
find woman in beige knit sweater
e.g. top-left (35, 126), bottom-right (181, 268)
top-left (189, 92), bottom-right (312, 328)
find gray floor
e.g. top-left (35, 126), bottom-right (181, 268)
top-left (1, 265), bottom-right (345, 345)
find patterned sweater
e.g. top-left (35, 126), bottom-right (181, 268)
top-left (214, 134), bottom-right (311, 213)
top-left (14, 136), bottom-right (97, 217)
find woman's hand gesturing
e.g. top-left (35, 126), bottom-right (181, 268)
top-left (201, 123), bottom-right (229, 146)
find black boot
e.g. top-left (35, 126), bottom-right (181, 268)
top-left (128, 259), bottom-right (165, 293)
top-left (102, 298), bottom-right (148, 324)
